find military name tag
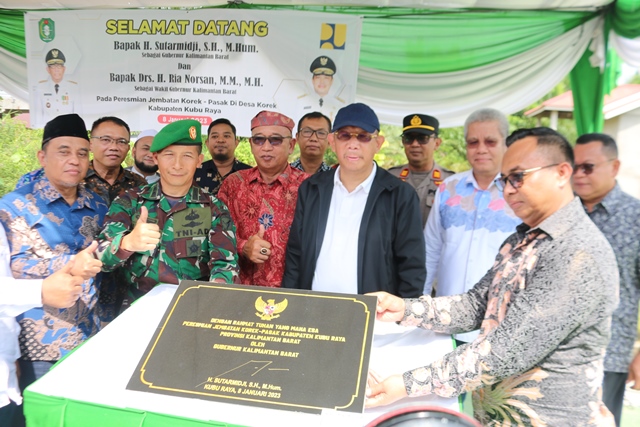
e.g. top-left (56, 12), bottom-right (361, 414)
top-left (127, 281), bottom-right (376, 414)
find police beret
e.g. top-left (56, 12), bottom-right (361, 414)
top-left (42, 113), bottom-right (89, 147)
top-left (310, 56), bottom-right (336, 76)
top-left (45, 49), bottom-right (66, 65)
top-left (151, 119), bottom-right (202, 153)
top-left (402, 114), bottom-right (439, 136)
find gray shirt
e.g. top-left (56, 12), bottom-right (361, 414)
top-left (400, 197), bottom-right (618, 426)
top-left (584, 183), bottom-right (640, 373)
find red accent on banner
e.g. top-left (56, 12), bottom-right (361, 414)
top-left (157, 115), bottom-right (212, 126)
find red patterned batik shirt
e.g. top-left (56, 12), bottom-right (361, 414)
top-left (218, 165), bottom-right (308, 287)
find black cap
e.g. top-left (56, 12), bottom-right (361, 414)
top-left (332, 103), bottom-right (379, 133)
top-left (42, 114), bottom-right (89, 147)
top-left (45, 49), bottom-right (66, 65)
top-left (402, 114), bottom-right (439, 136)
top-left (310, 56), bottom-right (336, 76)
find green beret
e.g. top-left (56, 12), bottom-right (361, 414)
top-left (151, 119), bottom-right (202, 152)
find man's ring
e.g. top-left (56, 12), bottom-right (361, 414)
top-left (260, 248), bottom-right (268, 255)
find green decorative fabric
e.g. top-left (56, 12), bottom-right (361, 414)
top-left (23, 390), bottom-right (236, 427)
top-left (611, 0), bottom-right (640, 38)
top-left (0, 9), bottom-right (26, 57)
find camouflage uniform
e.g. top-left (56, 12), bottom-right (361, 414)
top-left (97, 181), bottom-right (240, 301)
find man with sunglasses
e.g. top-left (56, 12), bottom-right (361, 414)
top-left (282, 103), bottom-right (424, 297)
top-left (85, 116), bottom-right (147, 205)
top-left (218, 111), bottom-right (307, 288)
top-left (389, 114), bottom-right (453, 227)
top-left (424, 108), bottom-right (520, 344)
top-left (290, 111), bottom-right (333, 174)
top-left (367, 127), bottom-right (619, 426)
top-left (573, 133), bottom-right (640, 426)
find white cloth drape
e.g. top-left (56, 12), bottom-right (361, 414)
top-left (357, 17), bottom-right (600, 127)
top-left (611, 32), bottom-right (640, 69)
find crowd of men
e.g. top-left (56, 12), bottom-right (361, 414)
top-left (0, 102), bottom-right (639, 427)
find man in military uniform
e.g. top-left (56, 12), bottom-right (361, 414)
top-left (388, 114), bottom-right (453, 227)
top-left (36, 49), bottom-right (80, 125)
top-left (296, 56), bottom-right (346, 121)
top-left (97, 119), bottom-right (240, 303)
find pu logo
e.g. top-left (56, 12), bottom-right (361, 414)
top-left (320, 23), bottom-right (347, 50)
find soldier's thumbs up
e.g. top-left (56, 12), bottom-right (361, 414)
top-left (121, 206), bottom-right (162, 253)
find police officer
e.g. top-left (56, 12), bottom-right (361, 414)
top-left (97, 119), bottom-right (240, 305)
top-left (297, 55), bottom-right (346, 121)
top-left (36, 49), bottom-right (79, 125)
top-left (388, 114), bottom-right (453, 227)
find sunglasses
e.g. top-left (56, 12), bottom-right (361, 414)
top-left (466, 139), bottom-right (500, 148)
top-left (334, 131), bottom-right (375, 143)
top-left (401, 133), bottom-right (435, 145)
top-left (495, 164), bottom-right (559, 192)
top-left (573, 159), bottom-right (614, 175)
top-left (250, 135), bottom-right (291, 146)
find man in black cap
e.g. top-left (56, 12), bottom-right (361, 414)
top-left (282, 103), bottom-right (424, 297)
top-left (296, 55), bottom-right (346, 120)
top-left (0, 113), bottom-right (107, 424)
top-left (35, 48), bottom-right (80, 126)
top-left (389, 114), bottom-right (453, 227)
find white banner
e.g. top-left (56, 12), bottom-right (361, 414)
top-left (25, 10), bottom-right (362, 135)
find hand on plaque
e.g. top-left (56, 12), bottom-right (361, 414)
top-left (365, 373), bottom-right (407, 408)
top-left (367, 291), bottom-right (406, 323)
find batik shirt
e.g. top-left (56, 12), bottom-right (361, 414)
top-left (584, 184), bottom-right (640, 373)
top-left (194, 159), bottom-right (251, 197)
top-left (0, 177), bottom-right (108, 361)
top-left (84, 161), bottom-right (146, 205)
top-left (14, 168), bottom-right (46, 190)
top-left (424, 170), bottom-right (521, 341)
top-left (290, 158), bottom-right (332, 174)
top-left (218, 166), bottom-right (308, 287)
top-left (97, 182), bottom-right (240, 300)
top-left (401, 198), bottom-right (618, 426)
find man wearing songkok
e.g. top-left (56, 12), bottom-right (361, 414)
top-left (218, 111), bottom-right (307, 287)
top-left (0, 226), bottom-right (84, 425)
top-left (194, 118), bottom-right (251, 197)
top-left (573, 132), bottom-right (640, 426)
top-left (127, 129), bottom-right (160, 184)
top-left (366, 127), bottom-right (619, 427)
top-left (0, 113), bottom-right (106, 402)
top-left (388, 113), bottom-right (453, 227)
top-left (97, 119), bottom-right (240, 302)
top-left (282, 103), bottom-right (424, 297)
top-left (424, 108), bottom-right (520, 345)
top-left (85, 116), bottom-right (147, 205)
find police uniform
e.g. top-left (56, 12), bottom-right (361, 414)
top-left (36, 49), bottom-right (79, 125)
top-left (97, 120), bottom-right (240, 302)
top-left (296, 56), bottom-right (346, 121)
top-left (388, 114), bottom-right (453, 227)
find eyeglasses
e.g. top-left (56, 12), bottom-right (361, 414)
top-left (334, 131), bottom-right (375, 143)
top-left (495, 164), bottom-right (559, 192)
top-left (91, 135), bottom-right (130, 147)
top-left (466, 139), bottom-right (500, 148)
top-left (401, 133), bottom-right (435, 145)
top-left (250, 135), bottom-right (291, 146)
top-left (573, 159), bottom-right (615, 175)
top-left (299, 128), bottom-right (329, 139)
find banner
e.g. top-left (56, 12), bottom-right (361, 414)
top-left (24, 10), bottom-right (362, 135)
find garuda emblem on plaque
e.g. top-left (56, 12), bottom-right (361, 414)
top-left (255, 297), bottom-right (288, 321)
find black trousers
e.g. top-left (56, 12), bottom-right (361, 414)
top-left (602, 370), bottom-right (626, 427)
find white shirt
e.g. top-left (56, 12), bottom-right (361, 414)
top-left (424, 170), bottom-right (521, 342)
top-left (127, 166), bottom-right (160, 184)
top-left (312, 164), bottom-right (377, 294)
top-left (0, 227), bottom-right (42, 408)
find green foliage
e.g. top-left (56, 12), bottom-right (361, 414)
top-left (0, 116), bottom-right (42, 196)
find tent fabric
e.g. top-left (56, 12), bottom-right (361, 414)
top-left (0, 1), bottom-right (616, 12)
top-left (0, 2), bottom-right (638, 130)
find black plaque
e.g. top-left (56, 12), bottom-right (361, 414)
top-left (127, 281), bottom-right (377, 414)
